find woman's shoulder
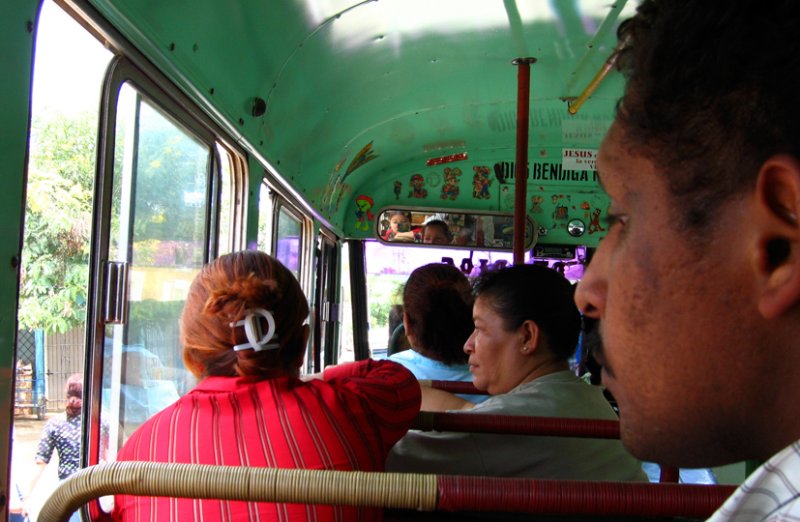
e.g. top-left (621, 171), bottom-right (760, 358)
top-left (472, 371), bottom-right (615, 418)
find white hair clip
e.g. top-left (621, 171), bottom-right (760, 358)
top-left (229, 308), bottom-right (280, 352)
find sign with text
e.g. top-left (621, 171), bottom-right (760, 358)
top-left (562, 148), bottom-right (597, 171)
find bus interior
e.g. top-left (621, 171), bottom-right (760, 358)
top-left (1, 0), bottom-right (748, 519)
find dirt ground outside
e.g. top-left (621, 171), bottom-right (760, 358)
top-left (12, 414), bottom-right (63, 521)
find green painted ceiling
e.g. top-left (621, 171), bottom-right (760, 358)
top-left (87, 0), bottom-right (634, 242)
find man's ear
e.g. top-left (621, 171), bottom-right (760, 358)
top-left (755, 155), bottom-right (800, 318)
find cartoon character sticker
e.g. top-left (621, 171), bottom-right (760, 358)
top-left (501, 186), bottom-right (513, 209)
top-left (440, 167), bottom-right (462, 200)
top-left (354, 195), bottom-right (375, 231)
top-left (553, 205), bottom-right (569, 221)
top-left (472, 165), bottom-right (491, 199)
top-left (588, 208), bottom-right (606, 234)
top-left (531, 195), bottom-right (544, 213)
top-left (409, 174), bottom-right (428, 198)
top-left (393, 181), bottom-right (402, 200)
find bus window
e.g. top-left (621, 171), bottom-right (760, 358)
top-left (11, 2), bottom-right (112, 516)
top-left (216, 142), bottom-right (247, 255)
top-left (338, 242), bottom-right (356, 364)
top-left (363, 241), bottom-right (517, 359)
top-left (310, 233), bottom-right (340, 372)
top-left (274, 204), bottom-right (303, 280)
top-left (257, 181), bottom-right (272, 252)
top-left (100, 81), bottom-right (211, 452)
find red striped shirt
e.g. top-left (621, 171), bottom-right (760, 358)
top-left (112, 359), bottom-right (420, 521)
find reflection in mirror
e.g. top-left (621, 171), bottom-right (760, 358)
top-left (376, 208), bottom-right (536, 251)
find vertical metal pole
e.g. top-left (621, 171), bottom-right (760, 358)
top-left (512, 57), bottom-right (536, 265)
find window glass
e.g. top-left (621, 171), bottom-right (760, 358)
top-left (103, 83), bottom-right (208, 452)
top-left (12, 2), bottom-right (112, 513)
top-left (257, 182), bottom-right (271, 252)
top-left (338, 242), bottom-right (355, 363)
top-left (217, 144), bottom-right (233, 255)
top-left (363, 241), bottom-right (516, 358)
top-left (275, 206), bottom-right (302, 279)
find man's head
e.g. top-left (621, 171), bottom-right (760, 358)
top-left (575, 0), bottom-right (800, 467)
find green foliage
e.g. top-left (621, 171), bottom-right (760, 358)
top-left (367, 275), bottom-right (405, 328)
top-left (129, 299), bottom-right (185, 322)
top-left (18, 113), bottom-right (95, 333)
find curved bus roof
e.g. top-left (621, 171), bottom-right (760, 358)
top-left (80, 0), bottom-right (632, 245)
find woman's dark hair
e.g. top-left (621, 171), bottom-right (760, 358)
top-left (473, 264), bottom-right (580, 361)
top-left (616, 0), bottom-right (800, 230)
top-left (65, 373), bottom-right (82, 418)
top-left (403, 263), bottom-right (472, 365)
top-left (181, 250), bottom-right (309, 378)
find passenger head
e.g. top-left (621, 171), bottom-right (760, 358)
top-left (466, 264), bottom-right (580, 395)
top-left (65, 373), bottom-right (82, 418)
top-left (422, 220), bottom-right (451, 245)
top-left (402, 263), bottom-right (472, 365)
top-left (386, 211), bottom-right (411, 233)
top-left (575, 0), bottom-right (800, 467)
top-left (181, 251), bottom-right (310, 379)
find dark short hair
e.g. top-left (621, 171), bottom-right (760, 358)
top-left (423, 220), bottom-right (451, 239)
top-left (473, 264), bottom-right (580, 361)
top-left (403, 263), bottom-right (472, 365)
top-left (616, 0), bottom-right (800, 229)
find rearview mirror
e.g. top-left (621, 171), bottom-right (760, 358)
top-left (376, 208), bottom-right (536, 251)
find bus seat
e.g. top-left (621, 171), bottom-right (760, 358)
top-left (411, 410), bottom-right (687, 484)
top-left (40, 462), bottom-right (735, 522)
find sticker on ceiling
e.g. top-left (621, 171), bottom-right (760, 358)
top-left (409, 174), bottom-right (428, 198)
top-left (440, 167), bottom-right (462, 200)
top-left (354, 195), bottom-right (375, 231)
top-left (472, 166), bottom-right (491, 199)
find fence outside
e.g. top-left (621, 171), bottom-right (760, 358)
top-left (14, 327), bottom-right (85, 415)
top-left (44, 328), bottom-right (86, 412)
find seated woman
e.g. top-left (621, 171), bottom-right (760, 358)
top-left (113, 251), bottom-right (421, 521)
top-left (388, 263), bottom-right (487, 402)
top-left (386, 264), bottom-right (646, 482)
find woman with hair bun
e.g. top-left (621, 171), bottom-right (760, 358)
top-left (113, 251), bottom-right (420, 521)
